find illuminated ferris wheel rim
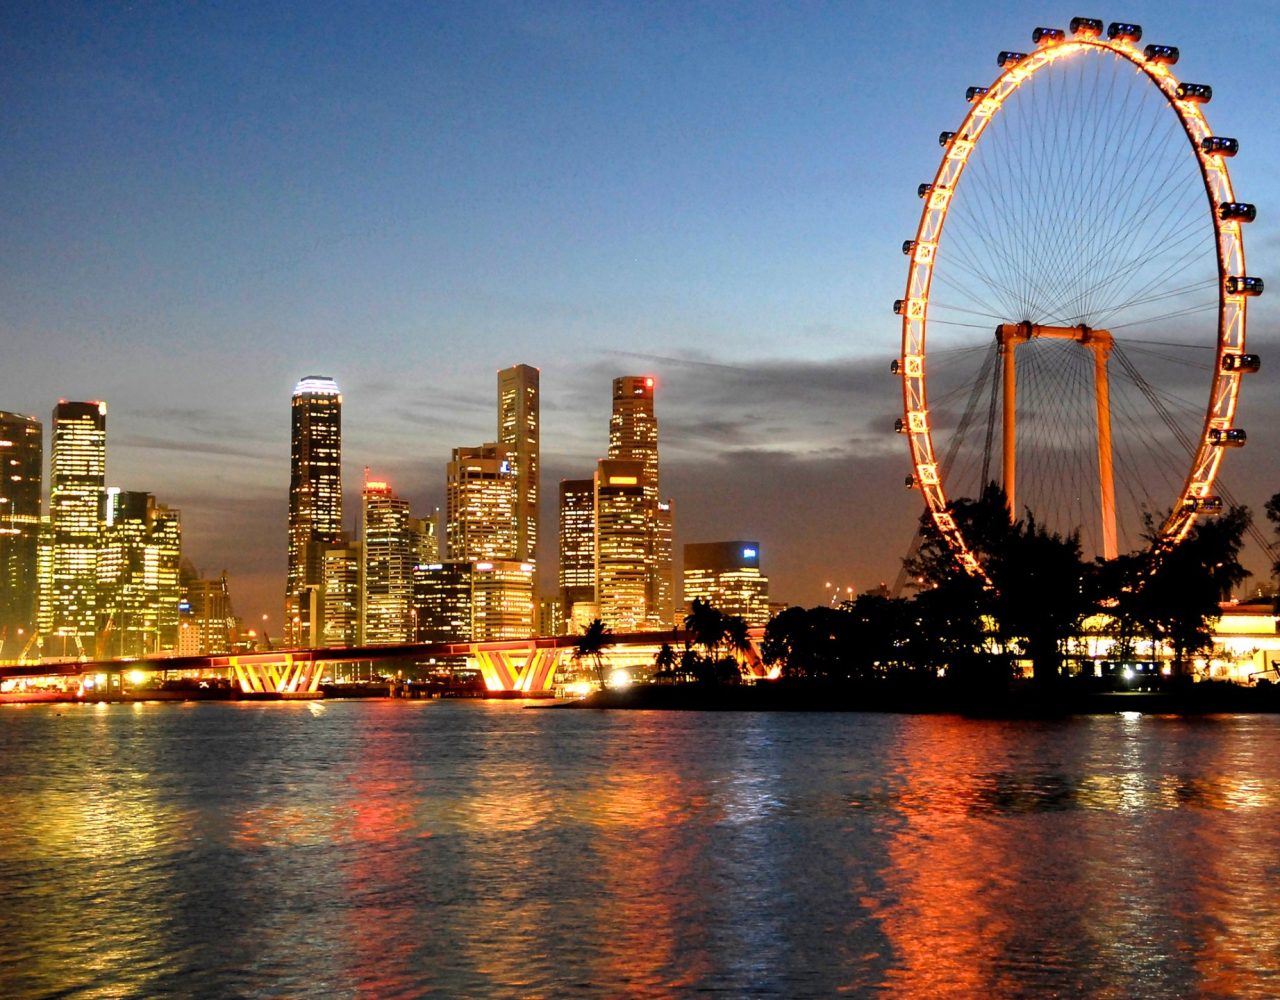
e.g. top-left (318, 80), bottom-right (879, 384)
top-left (897, 19), bottom-right (1258, 581)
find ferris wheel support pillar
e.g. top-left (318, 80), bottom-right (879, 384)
top-left (1086, 331), bottom-right (1118, 561)
top-left (997, 322), bottom-right (1032, 520)
top-left (996, 322), bottom-right (1118, 557)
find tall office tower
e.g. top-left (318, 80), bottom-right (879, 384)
top-left (412, 561), bottom-right (473, 642)
top-left (537, 597), bottom-right (561, 637)
top-left (654, 499), bottom-right (676, 627)
top-left (558, 478), bottom-right (596, 632)
top-left (498, 364), bottom-right (539, 562)
top-left (182, 571), bottom-right (236, 655)
top-left (608, 377), bottom-right (659, 495)
top-left (321, 540), bottom-right (362, 647)
top-left (594, 459), bottom-right (647, 632)
top-left (50, 401), bottom-right (107, 648)
top-left (96, 490), bottom-right (182, 656)
top-left (446, 443), bottom-right (516, 561)
top-left (471, 560), bottom-right (535, 641)
top-left (286, 376), bottom-right (343, 647)
top-left (606, 377), bottom-right (674, 629)
top-left (0, 412), bottom-right (42, 651)
top-left (36, 518), bottom-right (54, 640)
top-left (362, 479), bottom-right (413, 644)
top-left (683, 541), bottom-right (770, 627)
top-left (408, 512), bottom-right (440, 565)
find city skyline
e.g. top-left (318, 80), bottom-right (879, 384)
top-left (4, 4), bottom-right (1280, 623)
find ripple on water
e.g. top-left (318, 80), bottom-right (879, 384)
top-left (1, 705), bottom-right (1279, 997)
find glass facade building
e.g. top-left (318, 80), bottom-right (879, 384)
top-left (446, 443), bottom-right (516, 562)
top-left (50, 401), bottom-right (107, 646)
top-left (594, 459), bottom-right (648, 632)
top-left (558, 478), bottom-right (596, 633)
top-left (682, 540), bottom-right (770, 628)
top-left (362, 480), bottom-right (413, 644)
top-left (607, 377), bottom-right (674, 628)
top-left (286, 376), bottom-right (342, 646)
top-left (0, 411), bottom-right (42, 651)
top-left (497, 364), bottom-right (539, 563)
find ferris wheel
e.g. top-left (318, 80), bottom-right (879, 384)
top-left (896, 18), bottom-right (1261, 579)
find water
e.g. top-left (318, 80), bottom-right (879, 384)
top-left (1, 702), bottom-right (1278, 998)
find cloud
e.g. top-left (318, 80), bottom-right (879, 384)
top-left (114, 434), bottom-right (273, 462)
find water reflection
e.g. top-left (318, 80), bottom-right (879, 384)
top-left (1, 705), bottom-right (1280, 997)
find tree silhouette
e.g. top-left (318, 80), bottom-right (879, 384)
top-left (572, 618), bottom-right (613, 687)
top-left (907, 483), bottom-right (1092, 683)
top-left (761, 605), bottom-right (846, 679)
top-left (1266, 493), bottom-right (1280, 612)
top-left (1142, 506), bottom-right (1251, 676)
top-left (683, 598), bottom-right (727, 660)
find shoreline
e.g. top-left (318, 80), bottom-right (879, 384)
top-left (553, 680), bottom-right (1280, 716)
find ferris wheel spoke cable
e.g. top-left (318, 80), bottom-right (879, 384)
top-left (1107, 277), bottom-right (1218, 315)
top-left (1061, 169), bottom-right (1201, 324)
top-left (946, 196), bottom-right (1035, 318)
top-left (1085, 191), bottom-right (1207, 323)
top-left (1080, 63), bottom-right (1168, 316)
top-left (1109, 301), bottom-right (1218, 333)
top-left (931, 248), bottom-right (1029, 317)
top-left (1122, 342), bottom-right (1213, 370)
top-left (1078, 191), bottom-right (1204, 318)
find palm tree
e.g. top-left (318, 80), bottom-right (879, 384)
top-left (653, 642), bottom-right (678, 681)
top-left (572, 618), bottom-right (613, 687)
top-left (722, 614), bottom-right (753, 681)
top-left (683, 598), bottom-right (726, 660)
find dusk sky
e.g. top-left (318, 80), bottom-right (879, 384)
top-left (4, 2), bottom-right (1279, 623)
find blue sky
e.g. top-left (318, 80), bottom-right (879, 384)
top-left (3, 1), bottom-right (1279, 621)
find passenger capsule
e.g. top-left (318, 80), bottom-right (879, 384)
top-left (1070, 17), bottom-right (1104, 37)
top-left (893, 299), bottom-right (905, 315)
top-left (1032, 27), bottom-right (1065, 45)
top-left (902, 240), bottom-right (916, 255)
top-left (938, 131), bottom-right (956, 147)
top-left (1176, 82), bottom-right (1212, 103)
top-left (1106, 22), bottom-right (1142, 43)
top-left (890, 359), bottom-right (901, 375)
top-left (997, 51), bottom-right (1028, 67)
top-left (1185, 496), bottom-right (1224, 513)
top-left (966, 85), bottom-right (989, 102)
top-left (1201, 136), bottom-right (1239, 157)
top-left (1208, 428), bottom-right (1247, 447)
top-left (1219, 202), bottom-right (1256, 223)
top-left (1143, 43), bottom-right (1179, 64)
top-left (1225, 276), bottom-right (1264, 296)
top-left (894, 418), bottom-right (906, 433)
top-left (1221, 353), bottom-right (1261, 373)
top-left (918, 183), bottom-right (933, 198)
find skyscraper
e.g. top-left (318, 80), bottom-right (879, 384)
top-left (182, 571), bottom-right (236, 655)
top-left (594, 458), bottom-right (647, 632)
top-left (608, 377), bottom-right (659, 497)
top-left (497, 364), bottom-right (539, 562)
top-left (321, 540), bottom-right (362, 647)
top-left (50, 401), bottom-right (106, 648)
top-left (683, 540), bottom-right (770, 627)
top-left (286, 376), bottom-right (342, 646)
top-left (362, 478), bottom-right (413, 644)
top-left (0, 411), bottom-right (42, 651)
top-left (558, 478), bottom-right (596, 631)
top-left (412, 561), bottom-right (473, 642)
top-left (471, 560), bottom-right (535, 641)
top-left (606, 376), bottom-right (674, 628)
top-left (96, 489), bottom-right (181, 656)
top-left (446, 443), bottom-right (516, 562)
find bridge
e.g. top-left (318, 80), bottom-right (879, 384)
top-left (0, 629), bottom-right (767, 697)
